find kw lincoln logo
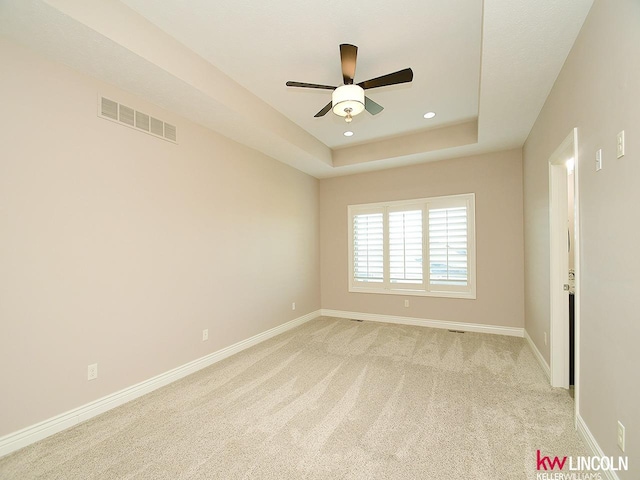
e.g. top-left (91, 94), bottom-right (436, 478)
top-left (535, 450), bottom-right (629, 480)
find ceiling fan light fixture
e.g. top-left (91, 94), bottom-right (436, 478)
top-left (332, 85), bottom-right (365, 119)
top-left (285, 44), bottom-right (413, 119)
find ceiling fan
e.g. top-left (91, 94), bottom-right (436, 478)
top-left (286, 44), bottom-right (413, 123)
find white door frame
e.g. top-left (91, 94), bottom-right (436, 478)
top-left (548, 128), bottom-right (581, 416)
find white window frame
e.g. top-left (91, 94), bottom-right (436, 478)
top-left (348, 193), bottom-right (476, 299)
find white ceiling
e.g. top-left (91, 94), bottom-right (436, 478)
top-left (0, 0), bottom-right (594, 178)
top-left (120, 0), bottom-right (483, 149)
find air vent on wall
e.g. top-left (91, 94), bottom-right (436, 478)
top-left (135, 111), bottom-right (150, 132)
top-left (98, 95), bottom-right (177, 143)
top-left (164, 123), bottom-right (177, 142)
top-left (101, 97), bottom-right (118, 120)
top-left (119, 105), bottom-right (135, 127)
top-left (150, 117), bottom-right (163, 136)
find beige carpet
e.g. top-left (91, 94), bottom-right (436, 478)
top-left (0, 316), bottom-right (587, 479)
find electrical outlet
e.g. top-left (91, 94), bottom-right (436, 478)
top-left (544, 332), bottom-right (547, 346)
top-left (617, 421), bottom-right (626, 452)
top-left (202, 329), bottom-right (209, 341)
top-left (404, 299), bottom-right (409, 308)
top-left (87, 363), bottom-right (98, 381)
top-left (292, 302), bottom-right (296, 311)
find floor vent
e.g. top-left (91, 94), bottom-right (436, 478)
top-left (448, 330), bottom-right (465, 334)
top-left (98, 96), bottom-right (177, 143)
top-left (349, 319), bottom-right (364, 322)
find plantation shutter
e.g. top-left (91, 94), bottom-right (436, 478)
top-left (352, 212), bottom-right (384, 283)
top-left (428, 205), bottom-right (468, 286)
top-left (389, 209), bottom-right (423, 285)
top-left (349, 194), bottom-right (475, 298)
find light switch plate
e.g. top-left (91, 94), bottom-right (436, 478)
top-left (596, 149), bottom-right (602, 171)
top-left (617, 421), bottom-right (626, 452)
top-left (617, 131), bottom-right (625, 158)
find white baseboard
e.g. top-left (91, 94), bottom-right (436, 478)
top-left (0, 310), bottom-right (320, 458)
top-left (524, 329), bottom-right (551, 380)
top-left (320, 309), bottom-right (524, 337)
top-left (576, 414), bottom-right (622, 480)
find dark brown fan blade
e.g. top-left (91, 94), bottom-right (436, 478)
top-left (357, 68), bottom-right (413, 90)
top-left (314, 101), bottom-right (333, 117)
top-left (340, 44), bottom-right (358, 85)
top-left (286, 81), bottom-right (336, 90)
top-left (364, 96), bottom-right (384, 115)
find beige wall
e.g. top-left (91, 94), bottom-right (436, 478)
top-left (0, 39), bottom-right (320, 437)
top-left (523, 0), bottom-right (639, 475)
top-left (320, 150), bottom-right (524, 328)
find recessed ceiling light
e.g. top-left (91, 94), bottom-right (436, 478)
top-left (344, 131), bottom-right (354, 137)
top-left (423, 112), bottom-right (436, 119)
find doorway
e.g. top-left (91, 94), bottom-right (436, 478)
top-left (548, 128), bottom-right (580, 415)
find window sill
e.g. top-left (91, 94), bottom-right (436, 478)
top-left (348, 286), bottom-right (476, 300)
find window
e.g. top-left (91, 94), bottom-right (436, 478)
top-left (353, 211), bottom-right (383, 283)
top-left (348, 193), bottom-right (476, 299)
